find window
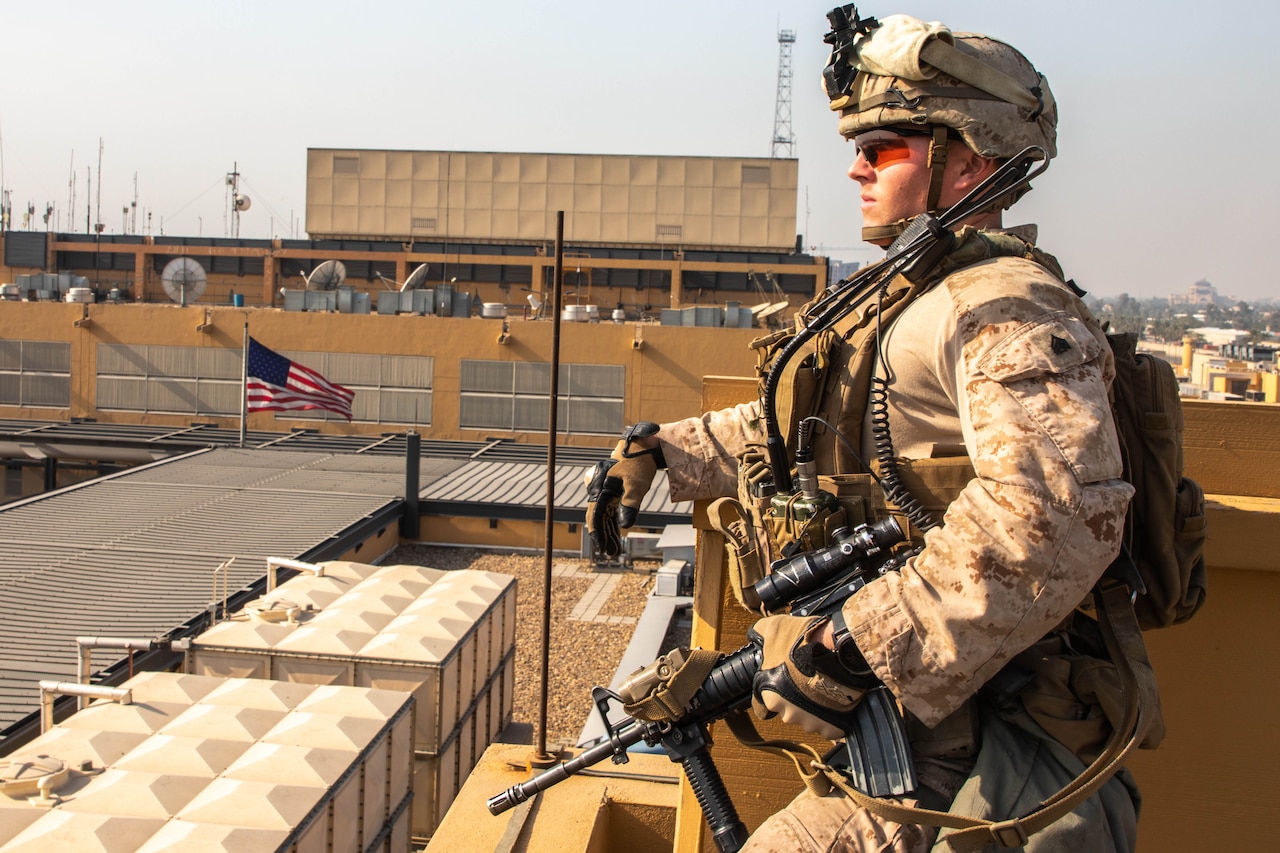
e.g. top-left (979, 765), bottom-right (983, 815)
top-left (283, 351), bottom-right (433, 426)
top-left (97, 344), bottom-right (241, 416)
top-left (459, 360), bottom-right (623, 435)
top-left (0, 340), bottom-right (72, 408)
top-left (95, 345), bottom-right (434, 425)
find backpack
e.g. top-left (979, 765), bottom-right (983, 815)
top-left (1105, 332), bottom-right (1208, 629)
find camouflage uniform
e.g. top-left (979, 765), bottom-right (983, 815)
top-left (656, 230), bottom-right (1137, 852)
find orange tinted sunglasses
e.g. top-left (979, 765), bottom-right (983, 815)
top-left (854, 129), bottom-right (922, 169)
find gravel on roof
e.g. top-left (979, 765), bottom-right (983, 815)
top-left (391, 544), bottom-right (655, 747)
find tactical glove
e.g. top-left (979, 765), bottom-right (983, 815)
top-left (584, 422), bottom-right (667, 557)
top-left (749, 614), bottom-right (866, 740)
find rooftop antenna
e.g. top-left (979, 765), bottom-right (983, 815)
top-left (94, 138), bottom-right (104, 235)
top-left (67, 151), bottom-right (75, 235)
top-left (161, 257), bottom-right (208, 306)
top-left (226, 162), bottom-right (250, 238)
top-left (771, 27), bottom-right (796, 158)
top-left (0, 118), bottom-right (6, 234)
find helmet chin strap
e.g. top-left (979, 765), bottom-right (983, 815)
top-left (925, 125), bottom-right (950, 212)
top-left (861, 125), bottom-right (951, 244)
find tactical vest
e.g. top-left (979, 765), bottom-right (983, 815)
top-left (721, 230), bottom-right (1166, 847)
top-left (728, 226), bottom-right (1066, 575)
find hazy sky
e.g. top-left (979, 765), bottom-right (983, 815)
top-left (1, 1), bottom-right (1274, 300)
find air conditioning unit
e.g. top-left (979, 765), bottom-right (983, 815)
top-left (623, 532), bottom-right (663, 563)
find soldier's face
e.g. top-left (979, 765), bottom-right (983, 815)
top-left (850, 129), bottom-right (998, 247)
top-left (849, 130), bottom-right (935, 244)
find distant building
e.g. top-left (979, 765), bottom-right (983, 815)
top-left (828, 260), bottom-right (860, 287)
top-left (1188, 326), bottom-right (1251, 347)
top-left (1170, 278), bottom-right (1230, 307)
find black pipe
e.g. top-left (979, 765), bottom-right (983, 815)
top-left (535, 211), bottom-right (566, 763)
top-left (402, 430), bottom-right (420, 539)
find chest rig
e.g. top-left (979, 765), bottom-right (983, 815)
top-left (705, 148), bottom-right (1051, 610)
top-left (721, 226), bottom-right (1067, 601)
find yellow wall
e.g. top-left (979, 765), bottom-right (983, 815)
top-left (0, 301), bottom-right (759, 446)
top-left (1263, 371), bottom-right (1278, 401)
top-left (430, 743), bottom-right (679, 853)
top-left (419, 516), bottom-right (591, 552)
top-left (333, 519), bottom-right (401, 565)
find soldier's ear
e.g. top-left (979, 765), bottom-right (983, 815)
top-left (951, 146), bottom-right (999, 192)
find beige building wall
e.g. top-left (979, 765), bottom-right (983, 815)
top-left (306, 150), bottom-right (799, 252)
top-left (0, 302), bottom-right (759, 447)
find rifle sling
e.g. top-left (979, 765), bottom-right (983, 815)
top-left (808, 584), bottom-right (1158, 850)
top-left (722, 709), bottom-right (833, 797)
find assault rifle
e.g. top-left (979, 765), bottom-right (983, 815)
top-left (488, 517), bottom-right (911, 853)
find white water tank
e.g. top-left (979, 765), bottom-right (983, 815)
top-left (65, 287), bottom-right (93, 304)
top-left (611, 309), bottom-right (626, 323)
top-left (562, 305), bottom-right (588, 322)
top-left (189, 561), bottom-right (517, 839)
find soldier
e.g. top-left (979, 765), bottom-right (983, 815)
top-left (587, 8), bottom-right (1142, 852)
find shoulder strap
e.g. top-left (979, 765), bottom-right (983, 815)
top-left (824, 227), bottom-right (1049, 471)
top-left (824, 275), bottom-right (931, 470)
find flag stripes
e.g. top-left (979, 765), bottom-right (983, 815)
top-left (245, 337), bottom-right (354, 421)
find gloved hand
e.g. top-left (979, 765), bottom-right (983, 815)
top-left (585, 422), bottom-right (666, 557)
top-left (749, 614), bottom-right (866, 740)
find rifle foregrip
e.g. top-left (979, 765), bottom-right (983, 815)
top-left (680, 748), bottom-right (750, 853)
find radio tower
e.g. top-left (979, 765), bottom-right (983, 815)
top-left (771, 28), bottom-right (796, 158)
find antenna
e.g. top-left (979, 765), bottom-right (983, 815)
top-left (304, 260), bottom-right (346, 291)
top-left (0, 118), bottom-right (5, 233)
top-left (226, 162), bottom-right (250, 237)
top-left (68, 150), bottom-right (75, 234)
top-left (772, 28), bottom-right (796, 158)
top-left (400, 263), bottom-right (430, 292)
top-left (94, 138), bottom-right (103, 234)
top-left (161, 257), bottom-right (208, 306)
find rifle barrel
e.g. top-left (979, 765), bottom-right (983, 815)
top-left (487, 722), bottom-right (648, 815)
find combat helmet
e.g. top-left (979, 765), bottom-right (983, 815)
top-left (822, 6), bottom-right (1056, 239)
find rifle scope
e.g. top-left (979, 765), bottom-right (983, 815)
top-left (754, 517), bottom-right (904, 612)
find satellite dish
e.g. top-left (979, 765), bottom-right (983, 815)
top-left (161, 257), bottom-right (208, 306)
top-left (305, 260), bottom-right (347, 291)
top-left (234, 194), bottom-right (251, 212)
top-left (400, 263), bottom-right (430, 292)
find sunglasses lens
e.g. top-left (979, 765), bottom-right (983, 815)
top-left (858, 139), bottom-right (913, 169)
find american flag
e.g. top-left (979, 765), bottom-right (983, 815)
top-left (245, 338), bottom-right (354, 421)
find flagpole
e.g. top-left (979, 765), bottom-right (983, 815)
top-left (239, 323), bottom-right (248, 448)
top-left (533, 210), bottom-right (564, 767)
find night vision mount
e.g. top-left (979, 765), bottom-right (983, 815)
top-left (823, 4), bottom-right (880, 101)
